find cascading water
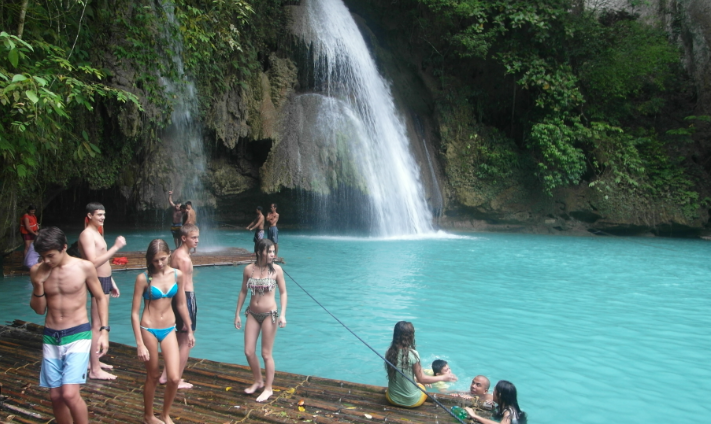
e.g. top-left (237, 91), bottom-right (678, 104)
top-left (288, 0), bottom-right (435, 237)
top-left (157, 0), bottom-right (214, 244)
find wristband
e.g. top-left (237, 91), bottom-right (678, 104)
top-left (33, 292), bottom-right (45, 297)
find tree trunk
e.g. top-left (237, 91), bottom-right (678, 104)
top-left (17, 0), bottom-right (30, 39)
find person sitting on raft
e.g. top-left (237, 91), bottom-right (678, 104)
top-left (465, 380), bottom-right (527, 424)
top-left (384, 321), bottom-right (457, 408)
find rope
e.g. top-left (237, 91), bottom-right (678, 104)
top-left (282, 268), bottom-right (468, 424)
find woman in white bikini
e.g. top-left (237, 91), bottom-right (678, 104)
top-left (234, 238), bottom-right (287, 402)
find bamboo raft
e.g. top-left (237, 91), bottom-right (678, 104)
top-left (2, 248), bottom-right (280, 278)
top-left (0, 320), bottom-right (487, 423)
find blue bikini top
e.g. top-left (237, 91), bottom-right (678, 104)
top-left (143, 270), bottom-right (178, 300)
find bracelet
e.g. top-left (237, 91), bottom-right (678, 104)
top-left (33, 292), bottom-right (45, 297)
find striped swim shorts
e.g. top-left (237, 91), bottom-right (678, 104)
top-left (40, 322), bottom-right (92, 388)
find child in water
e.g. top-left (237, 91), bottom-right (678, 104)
top-left (423, 359), bottom-right (454, 392)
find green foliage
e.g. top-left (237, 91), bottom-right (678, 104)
top-left (410, 0), bottom-right (698, 213)
top-left (0, 31), bottom-right (140, 184)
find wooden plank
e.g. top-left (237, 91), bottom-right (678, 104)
top-left (3, 248), bottom-right (282, 277)
top-left (0, 320), bottom-right (492, 424)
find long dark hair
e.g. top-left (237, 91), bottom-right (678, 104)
top-left (144, 239), bottom-right (171, 303)
top-left (493, 380), bottom-right (526, 422)
top-left (254, 238), bottom-right (275, 274)
top-left (385, 321), bottom-right (416, 382)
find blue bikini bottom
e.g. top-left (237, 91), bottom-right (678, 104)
top-left (141, 325), bottom-right (176, 342)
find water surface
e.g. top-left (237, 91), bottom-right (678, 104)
top-left (3, 230), bottom-right (709, 423)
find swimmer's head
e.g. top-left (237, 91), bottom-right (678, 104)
top-left (432, 359), bottom-right (449, 376)
top-left (256, 206), bottom-right (263, 213)
top-left (471, 375), bottom-right (490, 395)
top-left (185, 201), bottom-right (193, 210)
top-left (493, 380), bottom-right (519, 409)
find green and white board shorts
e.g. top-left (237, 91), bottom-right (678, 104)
top-left (40, 322), bottom-right (92, 388)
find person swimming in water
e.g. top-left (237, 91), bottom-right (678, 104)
top-left (234, 238), bottom-right (287, 402)
top-left (384, 321), bottom-right (457, 408)
top-left (465, 380), bottom-right (527, 424)
top-left (131, 239), bottom-right (194, 424)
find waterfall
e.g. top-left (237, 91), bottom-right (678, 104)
top-left (157, 0), bottom-right (214, 244)
top-left (288, 0), bottom-right (435, 237)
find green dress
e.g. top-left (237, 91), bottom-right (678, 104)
top-left (387, 349), bottom-right (423, 406)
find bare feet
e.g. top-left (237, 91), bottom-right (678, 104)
top-left (143, 414), bottom-right (164, 424)
top-left (255, 388), bottom-right (273, 402)
top-left (178, 379), bottom-right (193, 389)
top-left (159, 377), bottom-right (193, 389)
top-left (89, 369), bottom-right (117, 380)
top-left (244, 381), bottom-right (264, 394)
top-left (87, 361), bottom-right (113, 370)
top-left (160, 414), bottom-right (175, 424)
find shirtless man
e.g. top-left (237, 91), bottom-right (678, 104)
top-left (78, 202), bottom-right (126, 380)
top-left (266, 203), bottom-right (280, 257)
top-left (159, 223), bottom-right (199, 389)
top-left (246, 206), bottom-right (265, 251)
top-left (456, 375), bottom-right (494, 408)
top-left (168, 191), bottom-right (184, 249)
top-left (183, 201), bottom-right (197, 225)
top-left (30, 227), bottom-right (109, 424)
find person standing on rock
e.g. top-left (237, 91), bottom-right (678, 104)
top-left (266, 203), bottom-right (280, 257)
top-left (30, 226), bottom-right (109, 424)
top-left (168, 191), bottom-right (184, 249)
top-left (78, 202), bottom-right (126, 380)
top-left (246, 206), bottom-right (265, 251)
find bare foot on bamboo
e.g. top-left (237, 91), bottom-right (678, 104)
top-left (244, 381), bottom-right (264, 394)
top-left (256, 388), bottom-right (273, 402)
top-left (143, 414), bottom-right (164, 424)
top-left (160, 414), bottom-right (175, 424)
top-left (178, 379), bottom-right (193, 389)
top-left (89, 369), bottom-right (117, 380)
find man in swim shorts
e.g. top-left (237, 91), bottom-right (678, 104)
top-left (266, 203), bottom-right (280, 256)
top-left (246, 206), bottom-right (265, 251)
top-left (30, 226), bottom-right (109, 424)
top-left (160, 223), bottom-right (199, 389)
top-left (78, 202), bottom-right (126, 380)
top-left (168, 191), bottom-right (184, 248)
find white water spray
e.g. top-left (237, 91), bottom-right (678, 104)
top-left (157, 1), bottom-right (214, 243)
top-left (290, 0), bottom-right (435, 236)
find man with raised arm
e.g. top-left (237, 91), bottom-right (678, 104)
top-left (30, 227), bottom-right (109, 424)
top-left (159, 223), bottom-right (200, 389)
top-left (78, 202), bottom-right (126, 380)
top-left (266, 203), bottom-right (280, 257)
top-left (246, 206), bottom-right (265, 251)
top-left (168, 191), bottom-right (184, 249)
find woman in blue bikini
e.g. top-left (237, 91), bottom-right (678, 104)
top-left (234, 238), bottom-right (287, 402)
top-left (131, 239), bottom-right (195, 424)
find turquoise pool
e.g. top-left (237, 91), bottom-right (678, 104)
top-left (2, 229), bottom-right (710, 423)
